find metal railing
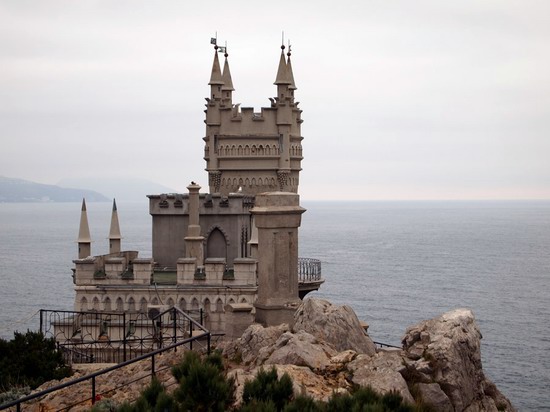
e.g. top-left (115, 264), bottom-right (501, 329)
top-left (1, 307), bottom-right (210, 411)
top-left (298, 257), bottom-right (322, 282)
top-left (39, 308), bottom-right (204, 364)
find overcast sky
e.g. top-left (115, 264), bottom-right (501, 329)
top-left (1, 0), bottom-right (549, 200)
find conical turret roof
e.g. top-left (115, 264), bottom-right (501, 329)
top-left (77, 198), bottom-right (91, 243)
top-left (221, 55), bottom-right (234, 91)
top-left (274, 47), bottom-right (291, 85)
top-left (109, 199), bottom-right (122, 240)
top-left (208, 50), bottom-right (224, 86)
top-left (287, 54), bottom-right (297, 90)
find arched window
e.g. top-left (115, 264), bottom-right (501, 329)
top-left (140, 298), bottom-right (148, 313)
top-left (151, 297), bottom-right (159, 305)
top-left (206, 228), bottom-right (227, 259)
top-left (116, 297), bottom-right (124, 311)
top-left (128, 297), bottom-right (136, 312)
top-left (216, 298), bottom-right (224, 312)
top-left (192, 298), bottom-right (199, 310)
top-left (103, 297), bottom-right (112, 311)
top-left (204, 298), bottom-right (211, 313)
top-left (179, 298), bottom-right (187, 311)
top-left (92, 297), bottom-right (100, 311)
top-left (167, 297), bottom-right (175, 307)
top-left (80, 297), bottom-right (88, 311)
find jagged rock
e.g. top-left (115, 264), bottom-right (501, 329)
top-left (292, 298), bottom-right (376, 356)
top-left (262, 331), bottom-right (337, 370)
top-left (272, 364), bottom-right (344, 402)
top-left (330, 349), bottom-right (357, 365)
top-left (224, 323), bottom-right (289, 365)
top-left (348, 351), bottom-right (414, 404)
top-left (416, 383), bottom-right (453, 411)
top-left (402, 308), bottom-right (515, 412)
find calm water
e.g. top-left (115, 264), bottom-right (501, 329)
top-left (0, 200), bottom-right (549, 410)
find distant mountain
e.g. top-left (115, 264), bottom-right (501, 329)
top-left (0, 176), bottom-right (109, 202)
top-left (57, 177), bottom-right (177, 202)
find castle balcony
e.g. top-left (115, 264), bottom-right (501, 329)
top-left (298, 257), bottom-right (324, 298)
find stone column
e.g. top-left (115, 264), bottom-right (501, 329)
top-left (251, 191), bottom-right (305, 326)
top-left (184, 182), bottom-right (204, 265)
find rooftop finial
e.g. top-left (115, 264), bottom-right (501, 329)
top-left (224, 41), bottom-right (228, 58)
top-left (281, 31), bottom-right (285, 50)
top-left (287, 40), bottom-right (291, 57)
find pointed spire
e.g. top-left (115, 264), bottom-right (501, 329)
top-left (208, 48), bottom-right (224, 86)
top-left (274, 45), bottom-right (291, 85)
top-left (287, 45), bottom-right (297, 90)
top-left (77, 198), bottom-right (91, 243)
top-left (221, 49), bottom-right (234, 91)
top-left (109, 199), bottom-right (121, 240)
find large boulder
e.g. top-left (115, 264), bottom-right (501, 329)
top-left (262, 330), bottom-right (337, 370)
top-left (348, 351), bottom-right (414, 404)
top-left (292, 298), bottom-right (376, 356)
top-left (224, 323), bottom-right (289, 365)
top-left (402, 308), bottom-right (515, 412)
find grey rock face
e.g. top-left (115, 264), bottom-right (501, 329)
top-left (402, 308), bottom-right (516, 412)
top-left (348, 351), bottom-right (414, 404)
top-left (292, 298), bottom-right (377, 356)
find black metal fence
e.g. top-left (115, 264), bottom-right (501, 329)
top-left (39, 307), bottom-right (204, 364)
top-left (1, 307), bottom-right (210, 411)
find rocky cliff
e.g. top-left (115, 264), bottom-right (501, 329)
top-left (223, 299), bottom-right (515, 411)
top-left (22, 298), bottom-right (515, 411)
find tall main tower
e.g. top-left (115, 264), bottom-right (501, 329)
top-left (204, 44), bottom-right (303, 196)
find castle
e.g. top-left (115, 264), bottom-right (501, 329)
top-left (71, 42), bottom-right (322, 336)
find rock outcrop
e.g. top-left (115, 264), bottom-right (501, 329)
top-left (401, 308), bottom-right (516, 412)
top-left (17, 300), bottom-right (515, 411)
top-left (225, 301), bottom-right (515, 411)
top-left (293, 298), bottom-right (377, 356)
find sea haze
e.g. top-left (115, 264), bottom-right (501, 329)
top-left (0, 200), bottom-right (548, 409)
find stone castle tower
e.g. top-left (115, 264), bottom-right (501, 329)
top-left (204, 44), bottom-right (303, 195)
top-left (70, 42), bottom-right (322, 338)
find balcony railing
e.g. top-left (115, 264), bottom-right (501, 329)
top-left (298, 257), bottom-right (322, 282)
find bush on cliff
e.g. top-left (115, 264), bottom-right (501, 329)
top-left (0, 330), bottom-right (71, 391)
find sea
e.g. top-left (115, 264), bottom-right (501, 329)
top-left (0, 200), bottom-right (548, 410)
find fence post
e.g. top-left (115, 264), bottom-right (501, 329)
top-left (123, 312), bottom-right (127, 362)
top-left (200, 308), bottom-right (203, 325)
top-left (39, 309), bottom-right (43, 334)
top-left (172, 308), bottom-right (177, 344)
top-left (91, 376), bottom-right (96, 405)
top-left (151, 354), bottom-right (156, 378)
top-left (189, 320), bottom-right (193, 351)
top-left (207, 333), bottom-right (211, 355)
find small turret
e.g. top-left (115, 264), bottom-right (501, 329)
top-left (221, 49), bottom-right (234, 104)
top-left (274, 44), bottom-right (293, 104)
top-left (287, 46), bottom-right (297, 92)
top-left (77, 198), bottom-right (91, 259)
top-left (108, 199), bottom-right (122, 254)
top-left (208, 47), bottom-right (224, 100)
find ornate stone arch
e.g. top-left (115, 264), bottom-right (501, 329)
top-left (92, 297), bottom-right (100, 311)
top-left (216, 298), bottom-right (223, 312)
top-left (191, 298), bottom-right (199, 310)
top-left (116, 297), bottom-right (124, 311)
top-left (151, 297), bottom-right (159, 305)
top-left (205, 225), bottom-right (229, 259)
top-left (167, 297), bottom-right (175, 307)
top-left (103, 297), bottom-right (112, 311)
top-left (179, 298), bottom-right (187, 311)
top-left (204, 298), bottom-right (211, 313)
top-left (128, 297), bottom-right (136, 312)
top-left (80, 297), bottom-right (88, 311)
top-left (139, 297), bottom-right (148, 313)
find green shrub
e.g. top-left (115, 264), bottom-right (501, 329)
top-left (0, 330), bottom-right (71, 390)
top-left (173, 350), bottom-right (235, 412)
top-left (241, 367), bottom-right (293, 412)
